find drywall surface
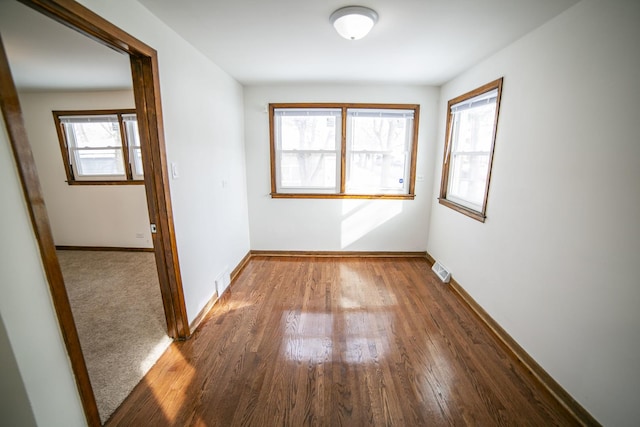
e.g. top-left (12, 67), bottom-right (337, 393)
top-left (75, 0), bottom-right (251, 324)
top-left (244, 84), bottom-right (438, 251)
top-left (427, 0), bottom-right (640, 425)
top-left (19, 90), bottom-right (153, 248)
top-left (0, 116), bottom-right (86, 425)
top-left (0, 306), bottom-right (38, 427)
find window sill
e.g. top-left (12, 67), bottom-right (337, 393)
top-left (438, 198), bottom-right (486, 222)
top-left (67, 180), bottom-right (145, 186)
top-left (271, 193), bottom-right (415, 200)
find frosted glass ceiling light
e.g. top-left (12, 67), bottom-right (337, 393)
top-left (330, 6), bottom-right (378, 40)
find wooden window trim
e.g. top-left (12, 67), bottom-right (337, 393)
top-left (269, 102), bottom-right (420, 199)
top-left (53, 108), bottom-right (144, 185)
top-left (438, 78), bottom-right (503, 222)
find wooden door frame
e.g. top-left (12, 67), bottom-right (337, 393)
top-left (0, 0), bottom-right (189, 425)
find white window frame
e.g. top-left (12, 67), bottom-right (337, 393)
top-left (439, 78), bottom-right (503, 222)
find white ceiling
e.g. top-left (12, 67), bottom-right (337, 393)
top-left (0, 0), bottom-right (579, 90)
top-left (138, 0), bottom-right (580, 86)
top-left (0, 0), bottom-right (132, 91)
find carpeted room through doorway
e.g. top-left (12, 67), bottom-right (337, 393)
top-left (57, 250), bottom-right (172, 423)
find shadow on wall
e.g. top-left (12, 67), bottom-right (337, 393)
top-left (340, 199), bottom-right (403, 248)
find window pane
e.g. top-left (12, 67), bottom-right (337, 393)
top-left (448, 153), bottom-right (490, 209)
top-left (280, 153), bottom-right (337, 188)
top-left (277, 110), bottom-right (340, 151)
top-left (124, 117), bottom-right (144, 178)
top-left (64, 120), bottom-right (126, 178)
top-left (65, 120), bottom-right (121, 149)
top-left (347, 152), bottom-right (406, 192)
top-left (346, 109), bottom-right (413, 193)
top-left (452, 102), bottom-right (497, 153)
top-left (73, 147), bottom-right (125, 176)
top-left (349, 113), bottom-right (410, 151)
top-left (132, 147), bottom-right (144, 178)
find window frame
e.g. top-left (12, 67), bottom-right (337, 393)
top-left (439, 78), bottom-right (503, 222)
top-left (269, 103), bottom-right (420, 200)
top-left (53, 109), bottom-right (143, 185)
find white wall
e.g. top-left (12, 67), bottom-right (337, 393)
top-left (427, 1), bottom-right (640, 425)
top-left (0, 314), bottom-right (37, 427)
top-left (74, 0), bottom-right (252, 324)
top-left (19, 90), bottom-right (153, 248)
top-left (0, 116), bottom-right (86, 426)
top-left (1, 0), bottom-right (251, 424)
top-left (244, 85), bottom-right (438, 251)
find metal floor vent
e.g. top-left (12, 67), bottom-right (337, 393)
top-left (432, 261), bottom-right (451, 283)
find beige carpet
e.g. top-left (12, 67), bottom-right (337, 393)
top-left (57, 250), bottom-right (172, 424)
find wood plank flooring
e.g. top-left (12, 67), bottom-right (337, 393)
top-left (106, 257), bottom-right (577, 426)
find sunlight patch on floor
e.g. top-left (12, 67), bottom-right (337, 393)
top-left (139, 336), bottom-right (172, 375)
top-left (147, 347), bottom-right (195, 423)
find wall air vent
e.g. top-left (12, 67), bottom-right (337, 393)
top-left (432, 261), bottom-right (451, 283)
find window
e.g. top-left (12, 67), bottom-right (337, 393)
top-left (439, 78), bottom-right (503, 221)
top-left (53, 109), bottom-right (143, 184)
top-left (270, 103), bottom-right (419, 199)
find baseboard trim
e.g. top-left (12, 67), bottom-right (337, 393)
top-left (425, 253), bottom-right (600, 427)
top-left (250, 250), bottom-right (427, 258)
top-left (189, 251), bottom-right (252, 335)
top-left (189, 290), bottom-right (219, 335)
top-left (55, 245), bottom-right (154, 252)
top-left (231, 251), bottom-right (252, 281)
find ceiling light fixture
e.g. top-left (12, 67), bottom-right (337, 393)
top-left (330, 6), bottom-right (378, 40)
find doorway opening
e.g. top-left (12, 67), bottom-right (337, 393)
top-left (0, 1), bottom-right (190, 425)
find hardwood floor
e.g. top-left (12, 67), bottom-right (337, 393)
top-left (107, 257), bottom-right (577, 426)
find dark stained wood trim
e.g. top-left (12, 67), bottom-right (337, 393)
top-left (230, 251), bottom-right (252, 282)
top-left (424, 251), bottom-right (436, 265)
top-left (269, 102), bottom-right (421, 110)
top-left (438, 197), bottom-right (486, 223)
top-left (424, 253), bottom-right (600, 427)
top-left (268, 103), bottom-right (420, 199)
top-left (0, 33), bottom-right (101, 427)
top-left (56, 245), bottom-right (154, 252)
top-left (268, 104), bottom-right (277, 194)
top-left (53, 109), bottom-right (137, 115)
top-left (270, 193), bottom-right (416, 200)
top-left (117, 113), bottom-right (133, 180)
top-left (339, 106), bottom-right (347, 194)
top-left (439, 78), bottom-right (503, 222)
top-left (18, 0), bottom-right (156, 57)
top-left (64, 180), bottom-right (145, 185)
top-left (52, 109), bottom-right (140, 185)
top-left (408, 104), bottom-right (420, 195)
top-left (130, 53), bottom-right (189, 339)
top-left (52, 110), bottom-right (74, 182)
top-left (250, 250), bottom-right (428, 258)
top-left (188, 290), bottom-right (218, 334)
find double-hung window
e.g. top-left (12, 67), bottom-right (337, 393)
top-left (272, 108), bottom-right (342, 194)
top-left (439, 79), bottom-right (503, 221)
top-left (53, 109), bottom-right (143, 184)
top-left (270, 103), bottom-right (419, 199)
